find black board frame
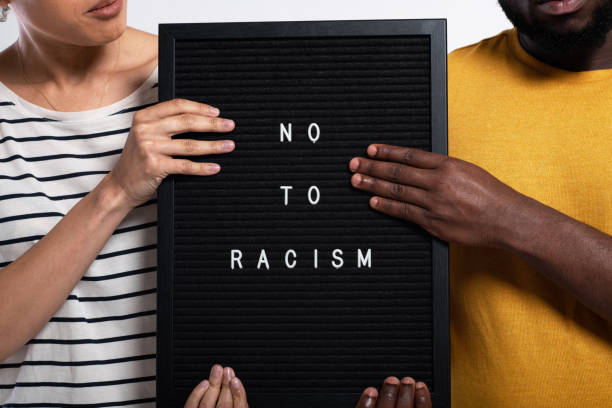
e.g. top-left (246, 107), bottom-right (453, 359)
top-left (157, 19), bottom-right (449, 407)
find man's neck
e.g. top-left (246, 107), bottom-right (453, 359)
top-left (518, 30), bottom-right (612, 71)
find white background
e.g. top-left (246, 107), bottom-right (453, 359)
top-left (0, 0), bottom-right (512, 53)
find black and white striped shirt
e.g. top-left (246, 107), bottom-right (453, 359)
top-left (0, 67), bottom-right (159, 407)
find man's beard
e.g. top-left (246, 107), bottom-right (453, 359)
top-left (498, 0), bottom-right (612, 51)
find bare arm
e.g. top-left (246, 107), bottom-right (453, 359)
top-left (0, 99), bottom-right (236, 362)
top-left (0, 178), bottom-right (130, 361)
top-left (349, 144), bottom-right (612, 321)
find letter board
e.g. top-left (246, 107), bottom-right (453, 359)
top-left (158, 20), bottom-right (449, 407)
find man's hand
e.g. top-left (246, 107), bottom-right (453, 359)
top-left (349, 144), bottom-right (527, 248)
top-left (185, 365), bottom-right (248, 408)
top-left (349, 143), bottom-right (612, 321)
top-left (355, 377), bottom-right (431, 408)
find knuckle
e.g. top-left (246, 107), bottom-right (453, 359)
top-left (182, 114), bottom-right (196, 129)
top-left (131, 123), bottom-right (148, 139)
top-left (132, 111), bottom-right (144, 123)
top-left (402, 148), bottom-right (415, 163)
top-left (210, 117), bottom-right (223, 129)
top-left (182, 138), bottom-right (196, 153)
top-left (388, 164), bottom-right (403, 180)
top-left (364, 160), bottom-right (376, 174)
top-left (143, 155), bottom-right (159, 175)
top-left (175, 98), bottom-right (191, 110)
top-left (181, 160), bottom-right (193, 173)
top-left (439, 157), bottom-right (457, 173)
top-left (137, 139), bottom-right (154, 156)
top-left (381, 198), bottom-right (393, 212)
top-left (390, 182), bottom-right (404, 198)
top-left (380, 145), bottom-right (391, 157)
top-left (401, 203), bottom-right (413, 220)
top-left (215, 141), bottom-right (226, 153)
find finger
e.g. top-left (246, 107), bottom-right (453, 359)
top-left (354, 387), bottom-right (378, 408)
top-left (163, 158), bottom-right (221, 176)
top-left (349, 158), bottom-right (432, 189)
top-left (369, 197), bottom-right (428, 225)
top-left (155, 114), bottom-right (235, 138)
top-left (199, 364), bottom-right (224, 408)
top-left (367, 144), bottom-right (446, 169)
top-left (375, 377), bottom-right (399, 408)
top-left (216, 367), bottom-right (234, 408)
top-left (351, 174), bottom-right (429, 209)
top-left (135, 98), bottom-right (220, 122)
top-left (396, 377), bottom-right (416, 408)
top-left (154, 139), bottom-right (235, 156)
top-left (185, 380), bottom-right (209, 408)
top-left (230, 377), bottom-right (249, 408)
top-left (414, 382), bottom-right (432, 408)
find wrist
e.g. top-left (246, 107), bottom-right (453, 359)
top-left (491, 193), bottom-right (555, 255)
top-left (90, 174), bottom-right (135, 218)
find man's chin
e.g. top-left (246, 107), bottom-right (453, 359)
top-left (499, 0), bottom-right (612, 52)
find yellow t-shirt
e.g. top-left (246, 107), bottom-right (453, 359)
top-left (449, 29), bottom-right (612, 407)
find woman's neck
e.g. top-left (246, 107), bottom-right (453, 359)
top-left (16, 25), bottom-right (121, 89)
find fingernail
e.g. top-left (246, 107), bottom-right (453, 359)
top-left (223, 141), bottom-right (235, 152)
top-left (352, 174), bottom-right (362, 185)
top-left (228, 367), bottom-right (235, 378)
top-left (349, 158), bottom-right (359, 172)
top-left (210, 364), bottom-right (222, 378)
top-left (364, 396), bottom-right (376, 408)
top-left (210, 107), bottom-right (220, 115)
top-left (368, 145), bottom-right (378, 156)
top-left (230, 377), bottom-right (241, 391)
top-left (371, 197), bottom-right (379, 206)
top-left (416, 382), bottom-right (425, 390)
top-left (385, 376), bottom-right (399, 384)
top-left (208, 163), bottom-right (220, 173)
top-left (401, 377), bottom-right (415, 385)
top-left (198, 379), bottom-right (209, 390)
top-left (224, 120), bottom-right (235, 129)
top-left (223, 367), bottom-right (234, 382)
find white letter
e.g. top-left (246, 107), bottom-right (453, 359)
top-left (307, 186), bottom-right (320, 205)
top-left (280, 123), bottom-right (292, 142)
top-left (231, 249), bottom-right (243, 270)
top-left (313, 249), bottom-right (318, 269)
top-left (285, 249), bottom-right (297, 269)
top-left (280, 185), bottom-right (293, 205)
top-left (331, 249), bottom-right (344, 269)
top-left (357, 248), bottom-right (372, 268)
top-left (308, 123), bottom-right (320, 143)
top-left (257, 249), bottom-right (270, 270)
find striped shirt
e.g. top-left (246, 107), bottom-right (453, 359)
top-left (0, 67), bottom-right (159, 407)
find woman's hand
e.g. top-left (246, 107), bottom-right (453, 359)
top-left (349, 144), bottom-right (527, 248)
top-left (185, 365), bottom-right (249, 408)
top-left (355, 377), bottom-right (431, 408)
top-left (107, 98), bottom-right (236, 209)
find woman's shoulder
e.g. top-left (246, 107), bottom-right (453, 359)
top-left (121, 27), bottom-right (159, 83)
top-left (124, 26), bottom-right (158, 63)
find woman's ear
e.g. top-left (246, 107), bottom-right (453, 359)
top-left (0, 4), bottom-right (9, 23)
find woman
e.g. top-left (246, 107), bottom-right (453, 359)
top-left (0, 1), bottom-right (432, 406)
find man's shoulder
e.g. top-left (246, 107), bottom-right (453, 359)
top-left (449, 29), bottom-right (515, 70)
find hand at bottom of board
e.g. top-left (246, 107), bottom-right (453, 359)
top-left (184, 365), bottom-right (431, 408)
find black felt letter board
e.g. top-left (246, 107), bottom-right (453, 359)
top-left (157, 20), bottom-right (449, 407)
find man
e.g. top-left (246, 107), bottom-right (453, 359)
top-left (349, 0), bottom-right (612, 406)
